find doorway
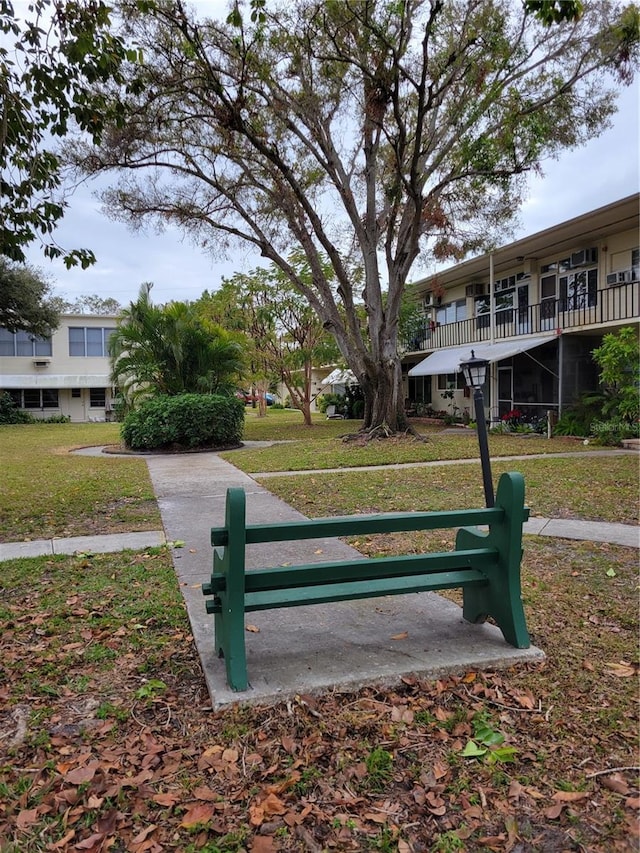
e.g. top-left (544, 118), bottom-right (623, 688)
top-left (498, 366), bottom-right (513, 418)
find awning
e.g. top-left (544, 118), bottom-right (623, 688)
top-left (320, 368), bottom-right (357, 386)
top-left (0, 374), bottom-right (111, 389)
top-left (408, 335), bottom-right (556, 377)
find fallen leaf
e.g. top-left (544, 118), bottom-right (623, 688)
top-left (605, 661), bottom-right (638, 677)
top-left (179, 803), bottom-right (215, 828)
top-left (153, 792), bottom-right (181, 807)
top-left (261, 792), bottom-right (288, 816)
top-left (65, 764), bottom-right (98, 785)
top-left (602, 774), bottom-right (630, 795)
top-left (16, 808), bottom-right (40, 830)
top-left (250, 837), bottom-right (276, 853)
top-left (544, 802), bottom-right (565, 819)
top-left (246, 624), bottom-right (261, 633)
top-left (249, 804), bottom-right (264, 826)
top-left (552, 790), bottom-right (589, 802)
top-left (74, 832), bottom-right (105, 850)
top-left (391, 631), bottom-right (408, 640)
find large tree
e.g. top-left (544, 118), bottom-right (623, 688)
top-left (0, 0), bottom-right (138, 266)
top-left (0, 258), bottom-right (59, 335)
top-left (198, 259), bottom-right (341, 425)
top-left (73, 0), bottom-right (639, 433)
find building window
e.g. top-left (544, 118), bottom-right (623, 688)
top-left (474, 282), bottom-right (529, 328)
top-left (559, 269), bottom-right (598, 311)
top-left (0, 329), bottom-right (52, 357)
top-left (69, 327), bottom-right (116, 357)
top-left (89, 388), bottom-right (106, 407)
top-left (435, 299), bottom-right (467, 326)
top-left (19, 389), bottom-right (59, 408)
top-left (437, 372), bottom-right (466, 391)
top-left (71, 388), bottom-right (82, 398)
top-left (632, 248), bottom-right (639, 281)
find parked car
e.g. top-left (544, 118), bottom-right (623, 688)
top-left (236, 390), bottom-right (276, 405)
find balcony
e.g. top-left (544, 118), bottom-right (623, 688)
top-left (401, 280), bottom-right (639, 353)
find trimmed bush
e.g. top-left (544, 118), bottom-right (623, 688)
top-left (0, 392), bottom-right (33, 424)
top-left (121, 393), bottom-right (245, 450)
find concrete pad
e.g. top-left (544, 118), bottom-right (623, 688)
top-left (201, 593), bottom-right (545, 710)
top-left (144, 452), bottom-right (545, 710)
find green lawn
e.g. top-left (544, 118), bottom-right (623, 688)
top-left (232, 408), bottom-right (607, 472)
top-left (0, 423), bottom-right (160, 542)
top-left (257, 454), bottom-right (639, 525)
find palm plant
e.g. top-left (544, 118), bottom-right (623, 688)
top-left (109, 283), bottom-right (244, 407)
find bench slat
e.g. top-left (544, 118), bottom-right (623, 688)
top-left (208, 548), bottom-right (495, 594)
top-left (208, 567), bottom-right (486, 612)
top-left (211, 507), bottom-right (509, 546)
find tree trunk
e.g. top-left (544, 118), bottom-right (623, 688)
top-left (359, 358), bottom-right (408, 435)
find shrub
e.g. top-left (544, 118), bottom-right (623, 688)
top-left (121, 393), bottom-right (245, 450)
top-left (590, 419), bottom-right (640, 446)
top-left (553, 412), bottom-right (588, 436)
top-left (35, 414), bottom-right (71, 424)
top-left (0, 392), bottom-right (33, 424)
top-left (317, 392), bottom-right (348, 416)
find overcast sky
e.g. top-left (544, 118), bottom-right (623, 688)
top-left (17, 3), bottom-right (640, 307)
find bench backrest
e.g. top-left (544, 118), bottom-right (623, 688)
top-left (211, 472), bottom-right (528, 549)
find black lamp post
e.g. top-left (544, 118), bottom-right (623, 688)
top-left (460, 350), bottom-right (494, 507)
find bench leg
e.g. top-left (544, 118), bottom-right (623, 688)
top-left (456, 526), bottom-right (530, 649)
top-left (215, 604), bottom-right (249, 691)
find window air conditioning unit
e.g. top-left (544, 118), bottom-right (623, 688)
top-left (606, 269), bottom-right (632, 286)
top-left (570, 248), bottom-right (598, 267)
top-left (465, 282), bottom-right (484, 297)
top-left (33, 359), bottom-right (51, 367)
top-left (424, 294), bottom-right (435, 308)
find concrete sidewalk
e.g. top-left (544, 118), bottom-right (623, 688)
top-left (2, 509), bottom-right (637, 562)
top-left (2, 449), bottom-right (637, 709)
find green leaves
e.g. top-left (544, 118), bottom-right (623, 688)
top-left (0, 257), bottom-right (60, 335)
top-left (460, 715), bottom-right (518, 764)
top-left (0, 0), bottom-right (139, 263)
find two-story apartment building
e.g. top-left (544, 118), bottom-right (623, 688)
top-left (403, 194), bottom-right (639, 423)
top-left (0, 314), bottom-right (118, 422)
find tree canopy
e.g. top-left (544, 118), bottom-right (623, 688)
top-left (197, 258), bottom-right (341, 424)
top-left (53, 295), bottom-right (123, 316)
top-left (0, 0), bottom-right (138, 266)
top-left (0, 258), bottom-right (59, 336)
top-left (72, 0), bottom-right (639, 433)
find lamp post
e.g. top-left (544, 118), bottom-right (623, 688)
top-left (460, 350), bottom-right (494, 508)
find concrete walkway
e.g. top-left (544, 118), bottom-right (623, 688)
top-left (2, 447), bottom-right (637, 708)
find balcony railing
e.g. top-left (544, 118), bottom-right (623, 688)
top-left (401, 280), bottom-right (639, 353)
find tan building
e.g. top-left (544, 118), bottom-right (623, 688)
top-left (404, 194), bottom-right (639, 422)
top-left (1, 314), bottom-right (117, 422)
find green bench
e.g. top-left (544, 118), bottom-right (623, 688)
top-left (202, 471), bottom-right (531, 691)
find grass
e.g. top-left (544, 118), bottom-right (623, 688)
top-left (229, 409), bottom-right (609, 472)
top-left (258, 454), bottom-right (639, 524)
top-left (0, 423), bottom-right (160, 542)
